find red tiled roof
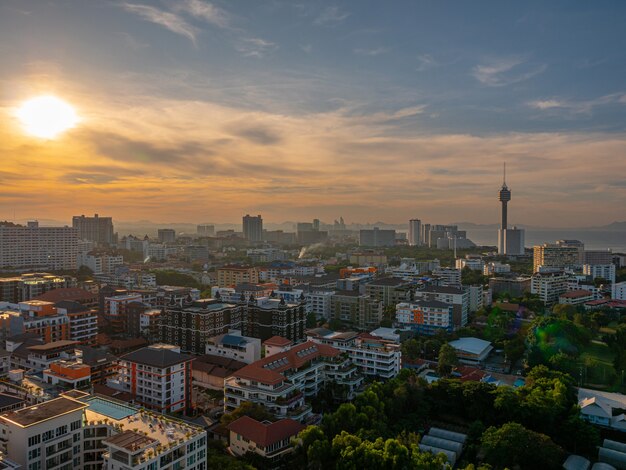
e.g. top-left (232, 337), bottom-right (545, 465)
top-left (560, 290), bottom-right (593, 299)
top-left (264, 336), bottom-right (292, 347)
top-left (232, 341), bottom-right (340, 385)
top-left (35, 288), bottom-right (96, 303)
top-left (227, 416), bottom-right (305, 447)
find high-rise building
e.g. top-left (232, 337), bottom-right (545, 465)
top-left (157, 228), bottom-right (176, 243)
top-left (408, 219), bottom-right (422, 246)
top-left (496, 165), bottom-right (525, 255)
top-left (533, 244), bottom-right (580, 272)
top-left (359, 228), bottom-right (396, 247)
top-left (243, 214), bottom-right (263, 242)
top-left (197, 224), bottom-right (215, 237)
top-left (72, 213), bottom-right (114, 245)
top-left (0, 221), bottom-right (78, 270)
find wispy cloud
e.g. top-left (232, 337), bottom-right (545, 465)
top-left (314, 6), bottom-right (349, 26)
top-left (235, 37), bottom-right (277, 58)
top-left (528, 93), bottom-right (626, 114)
top-left (122, 3), bottom-right (197, 45)
top-left (472, 57), bottom-right (546, 87)
top-left (172, 0), bottom-right (230, 29)
top-left (416, 54), bottom-right (438, 71)
top-left (354, 47), bottom-right (388, 56)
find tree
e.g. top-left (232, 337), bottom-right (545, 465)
top-left (503, 336), bottom-right (526, 365)
top-left (437, 343), bottom-right (458, 377)
top-left (220, 402), bottom-right (274, 425)
top-left (401, 339), bottom-right (421, 362)
top-left (306, 311), bottom-right (318, 328)
top-left (481, 422), bottom-right (564, 470)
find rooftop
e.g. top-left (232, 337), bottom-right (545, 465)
top-left (264, 336), bottom-right (293, 347)
top-left (449, 337), bottom-right (493, 356)
top-left (227, 416), bottom-right (305, 447)
top-left (103, 430), bottom-right (157, 453)
top-left (419, 286), bottom-right (463, 295)
top-left (35, 288), bottom-right (96, 304)
top-left (121, 346), bottom-right (194, 368)
top-left (231, 341), bottom-right (340, 385)
top-left (560, 290), bottom-right (593, 299)
top-left (0, 397), bottom-right (88, 427)
top-left (367, 277), bottom-right (410, 287)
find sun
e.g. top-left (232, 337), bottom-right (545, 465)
top-left (16, 95), bottom-right (79, 139)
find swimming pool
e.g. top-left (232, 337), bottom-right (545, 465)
top-left (85, 397), bottom-right (137, 420)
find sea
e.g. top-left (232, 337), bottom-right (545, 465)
top-left (464, 228), bottom-right (626, 252)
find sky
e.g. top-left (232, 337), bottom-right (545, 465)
top-left (1, 0), bottom-right (625, 227)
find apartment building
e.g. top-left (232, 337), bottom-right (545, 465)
top-left (583, 264), bottom-right (616, 284)
top-left (244, 298), bottom-right (306, 343)
top-left (72, 214), bottom-right (115, 246)
top-left (306, 328), bottom-right (401, 379)
top-left (110, 345), bottom-right (194, 414)
top-left (217, 265), bottom-right (259, 288)
top-left (364, 277), bottom-right (413, 306)
top-left (159, 300), bottom-right (243, 355)
top-left (330, 291), bottom-right (383, 331)
top-left (0, 273), bottom-right (77, 304)
top-left (531, 272), bottom-right (570, 306)
top-left (225, 341), bottom-right (363, 422)
top-left (76, 252), bottom-right (124, 275)
top-left (395, 300), bottom-right (454, 335)
top-left (0, 221), bottom-right (78, 270)
top-left (533, 244), bottom-right (580, 273)
top-left (103, 293), bottom-right (143, 333)
top-left (414, 286), bottom-right (469, 329)
top-left (54, 301), bottom-right (98, 346)
top-left (432, 268), bottom-right (462, 287)
top-left (0, 390), bottom-right (207, 470)
top-left (18, 301), bottom-right (70, 343)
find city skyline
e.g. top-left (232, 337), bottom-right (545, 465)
top-left (1, 1), bottom-right (626, 226)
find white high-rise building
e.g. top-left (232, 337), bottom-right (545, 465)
top-left (408, 219), bottom-right (422, 246)
top-left (0, 221), bottom-right (78, 270)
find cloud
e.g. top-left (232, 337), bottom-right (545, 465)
top-left (173, 0), bottom-right (230, 29)
top-left (354, 47), bottom-right (388, 56)
top-left (229, 124), bottom-right (282, 145)
top-left (416, 54), bottom-right (437, 71)
top-left (121, 3), bottom-right (197, 45)
top-left (235, 37), bottom-right (277, 58)
top-left (472, 57), bottom-right (546, 87)
top-left (528, 93), bottom-right (626, 114)
top-left (314, 6), bottom-right (349, 26)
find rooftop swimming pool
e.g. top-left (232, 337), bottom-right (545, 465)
top-left (85, 397), bottom-right (137, 420)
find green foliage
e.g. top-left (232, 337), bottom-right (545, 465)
top-left (461, 266), bottom-right (488, 286)
top-left (437, 343), bottom-right (459, 377)
top-left (481, 422), bottom-right (564, 470)
top-left (206, 442), bottom-right (256, 469)
top-left (401, 338), bottom-right (421, 362)
top-left (152, 269), bottom-right (201, 288)
top-left (220, 402), bottom-right (275, 426)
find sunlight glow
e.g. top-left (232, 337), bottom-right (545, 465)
top-left (16, 95), bottom-right (79, 139)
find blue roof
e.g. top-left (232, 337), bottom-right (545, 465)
top-left (221, 335), bottom-right (247, 347)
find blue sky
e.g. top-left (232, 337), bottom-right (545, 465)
top-left (0, 0), bottom-right (625, 226)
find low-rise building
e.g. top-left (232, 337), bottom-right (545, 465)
top-left (43, 359), bottom-right (91, 389)
top-left (206, 331), bottom-right (261, 364)
top-left (559, 290), bottom-right (595, 306)
top-left (225, 341), bottom-right (363, 422)
top-left (448, 337), bottom-right (493, 365)
top-left (306, 328), bottom-right (401, 379)
top-left (227, 416), bottom-right (305, 463)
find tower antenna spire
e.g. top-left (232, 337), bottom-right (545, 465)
top-left (503, 162), bottom-right (507, 186)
